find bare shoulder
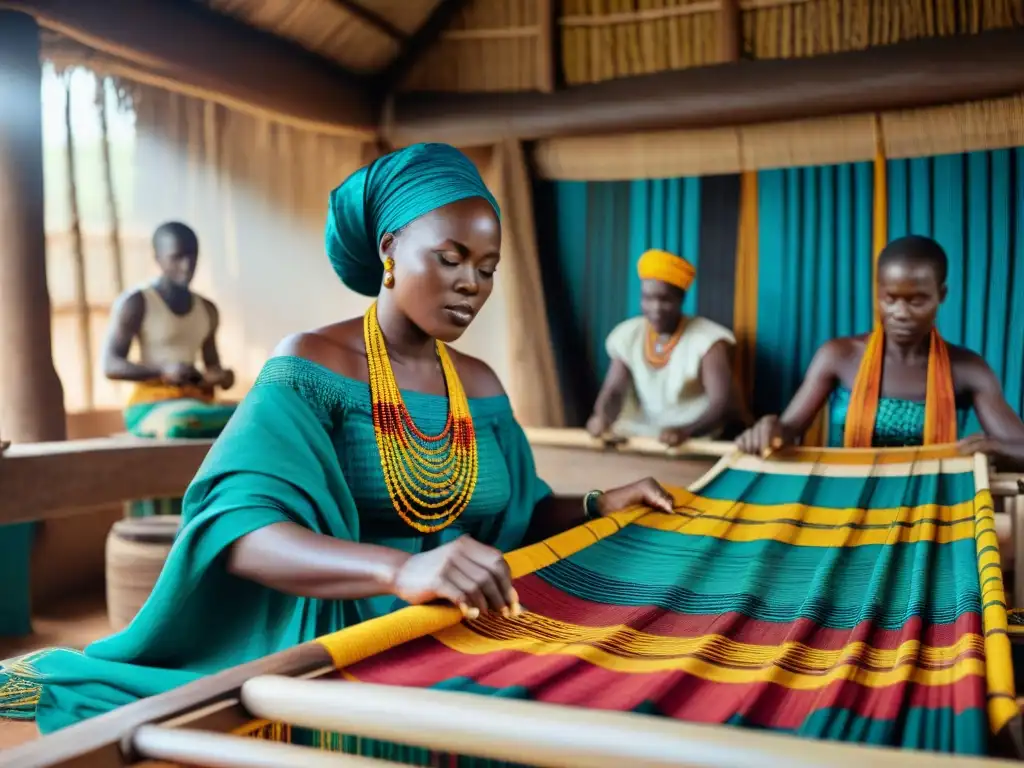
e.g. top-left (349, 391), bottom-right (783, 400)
top-left (947, 343), bottom-right (997, 389)
top-left (447, 348), bottom-right (506, 399)
top-left (272, 318), bottom-right (368, 381)
top-left (813, 335), bottom-right (861, 367)
top-left (113, 287), bottom-right (144, 311)
top-left (111, 288), bottom-right (145, 324)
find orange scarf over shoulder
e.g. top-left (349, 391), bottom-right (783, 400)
top-left (844, 326), bottom-right (957, 448)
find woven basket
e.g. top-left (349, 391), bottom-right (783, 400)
top-left (105, 516), bottom-right (181, 630)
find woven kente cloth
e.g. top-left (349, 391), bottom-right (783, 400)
top-left (239, 445), bottom-right (1020, 764)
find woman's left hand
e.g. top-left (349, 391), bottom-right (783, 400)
top-left (595, 477), bottom-right (675, 517)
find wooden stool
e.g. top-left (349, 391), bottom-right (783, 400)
top-left (105, 516), bottom-right (181, 630)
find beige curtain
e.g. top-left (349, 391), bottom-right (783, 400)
top-left (533, 94), bottom-right (1024, 180)
top-left (489, 139), bottom-right (565, 428)
top-left (127, 83), bottom-right (369, 393)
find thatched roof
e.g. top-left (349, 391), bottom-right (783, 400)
top-left (204, 0), bottom-right (440, 74)
top-left (200, 0), bottom-right (1024, 93)
top-left (25, 0), bottom-right (1024, 140)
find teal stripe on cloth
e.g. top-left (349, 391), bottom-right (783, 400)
top-left (540, 528), bottom-right (980, 626)
top-left (0, 523), bottom-right (33, 636)
top-left (887, 148), bottom-right (1024, 429)
top-left (727, 707), bottom-right (986, 753)
top-left (700, 467), bottom-right (976, 508)
top-left (754, 163), bottom-right (874, 416)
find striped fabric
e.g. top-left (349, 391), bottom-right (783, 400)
top-left (242, 447), bottom-right (1018, 763)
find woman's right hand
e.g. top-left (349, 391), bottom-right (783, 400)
top-left (736, 415), bottom-right (785, 455)
top-left (391, 535), bottom-right (518, 619)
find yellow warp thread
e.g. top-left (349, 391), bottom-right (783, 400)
top-left (637, 249), bottom-right (696, 292)
top-left (973, 488), bottom-right (1018, 734)
top-left (430, 612), bottom-right (986, 686)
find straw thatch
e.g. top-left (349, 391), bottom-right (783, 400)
top-left (40, 0), bottom-right (1024, 95)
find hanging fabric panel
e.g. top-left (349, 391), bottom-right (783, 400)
top-left (754, 163), bottom-right (875, 420)
top-left (887, 149), bottom-right (1024, 427)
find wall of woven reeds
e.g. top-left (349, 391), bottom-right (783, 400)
top-left (561, 0), bottom-right (721, 84)
top-left (744, 0), bottom-right (1023, 61)
top-left (403, 0), bottom-right (551, 92)
top-left (402, 0), bottom-right (1024, 92)
top-left (560, 0), bottom-right (1024, 86)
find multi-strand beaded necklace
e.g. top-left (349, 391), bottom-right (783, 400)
top-left (643, 318), bottom-right (685, 369)
top-left (364, 303), bottom-right (479, 533)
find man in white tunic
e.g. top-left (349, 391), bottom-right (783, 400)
top-left (586, 249), bottom-right (741, 446)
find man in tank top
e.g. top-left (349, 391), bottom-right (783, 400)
top-left (103, 221), bottom-right (237, 446)
top-left (586, 249), bottom-right (748, 446)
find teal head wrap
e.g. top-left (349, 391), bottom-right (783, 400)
top-left (325, 142), bottom-right (500, 296)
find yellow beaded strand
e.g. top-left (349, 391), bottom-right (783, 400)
top-left (364, 302), bottom-right (479, 533)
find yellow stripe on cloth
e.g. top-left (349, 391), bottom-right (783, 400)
top-left (872, 114), bottom-right (888, 311)
top-left (770, 443), bottom-right (963, 466)
top-left (732, 170), bottom-right (759, 413)
top-left (433, 618), bottom-right (986, 690)
top-left (314, 508), bottom-right (647, 667)
top-left (636, 508), bottom-right (976, 548)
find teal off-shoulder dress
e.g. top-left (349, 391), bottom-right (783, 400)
top-left (828, 387), bottom-right (970, 447)
top-left (0, 356), bottom-right (551, 733)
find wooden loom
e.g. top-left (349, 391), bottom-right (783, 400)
top-left (3, 433), bottom-right (1024, 768)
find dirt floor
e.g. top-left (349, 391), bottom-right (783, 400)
top-left (0, 592), bottom-right (110, 751)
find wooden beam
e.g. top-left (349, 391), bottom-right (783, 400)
top-left (384, 27), bottom-right (1024, 146)
top-left (329, 0), bottom-right (407, 41)
top-left (375, 0), bottom-right (472, 94)
top-left (0, 437), bottom-right (212, 525)
top-left (4, 0), bottom-right (376, 136)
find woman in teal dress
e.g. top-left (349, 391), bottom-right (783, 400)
top-left (736, 235), bottom-right (1024, 460)
top-left (0, 143), bottom-right (673, 735)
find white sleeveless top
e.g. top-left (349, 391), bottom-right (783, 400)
top-left (136, 285), bottom-right (212, 369)
top-left (605, 315), bottom-right (735, 438)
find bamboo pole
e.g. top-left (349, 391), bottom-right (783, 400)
top-left (96, 76), bottom-right (125, 294)
top-left (64, 73), bottom-right (95, 409)
top-left (719, 0), bottom-right (742, 62)
top-left (132, 725), bottom-right (401, 768)
top-left (523, 427), bottom-right (735, 457)
top-left (537, 0), bottom-right (555, 92)
top-left (239, 676), bottom-right (1023, 768)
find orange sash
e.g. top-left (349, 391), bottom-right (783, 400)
top-left (844, 326), bottom-right (956, 448)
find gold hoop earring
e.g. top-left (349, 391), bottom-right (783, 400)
top-left (382, 257), bottom-right (395, 289)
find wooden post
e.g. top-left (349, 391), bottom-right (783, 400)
top-left (0, 9), bottom-right (65, 638)
top-left (97, 80), bottom-right (126, 294)
top-left (537, 0), bottom-right (556, 93)
top-left (719, 0), bottom-right (741, 63)
top-left (0, 10), bottom-right (66, 443)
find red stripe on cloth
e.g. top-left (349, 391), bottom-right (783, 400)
top-left (512, 573), bottom-right (981, 651)
top-left (339, 637), bottom-right (985, 729)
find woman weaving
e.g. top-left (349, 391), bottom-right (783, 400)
top-left (0, 143), bottom-right (673, 734)
top-left (737, 235), bottom-right (1024, 463)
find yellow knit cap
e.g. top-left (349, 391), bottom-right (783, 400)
top-left (636, 249), bottom-right (696, 291)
